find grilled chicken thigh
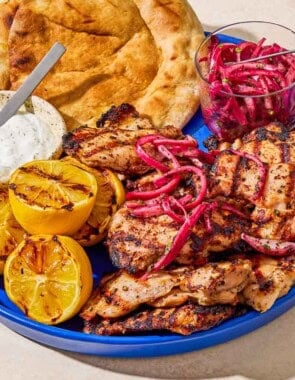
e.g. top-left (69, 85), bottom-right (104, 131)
top-left (240, 255), bottom-right (295, 312)
top-left (107, 204), bottom-right (250, 273)
top-left (80, 259), bottom-right (252, 320)
top-left (149, 259), bottom-right (252, 307)
top-left (209, 153), bottom-right (295, 203)
top-left (208, 123), bottom-right (295, 208)
top-left (209, 154), bottom-right (295, 241)
top-left (210, 123), bottom-right (295, 164)
top-left (81, 254), bottom-right (294, 336)
top-left (63, 103), bottom-right (181, 176)
top-left (84, 303), bottom-right (246, 336)
top-left (80, 267), bottom-right (188, 320)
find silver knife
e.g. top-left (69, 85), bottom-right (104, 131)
top-left (0, 42), bottom-right (66, 127)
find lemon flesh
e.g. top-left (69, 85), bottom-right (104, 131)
top-left (4, 235), bottom-right (93, 325)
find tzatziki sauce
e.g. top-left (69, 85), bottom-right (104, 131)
top-left (0, 113), bottom-right (57, 182)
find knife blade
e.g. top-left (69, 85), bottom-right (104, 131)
top-left (0, 42), bottom-right (66, 127)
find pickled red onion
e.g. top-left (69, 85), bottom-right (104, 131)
top-left (141, 204), bottom-right (208, 279)
top-left (241, 233), bottom-right (295, 256)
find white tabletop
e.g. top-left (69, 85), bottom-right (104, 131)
top-left (1, 1), bottom-right (295, 379)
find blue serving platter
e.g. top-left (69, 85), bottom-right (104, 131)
top-left (1, 33), bottom-right (294, 357)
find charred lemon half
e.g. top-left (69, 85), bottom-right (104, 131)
top-left (4, 235), bottom-right (93, 324)
top-left (8, 160), bottom-right (97, 235)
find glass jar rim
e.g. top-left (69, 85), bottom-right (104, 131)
top-left (195, 20), bottom-right (295, 99)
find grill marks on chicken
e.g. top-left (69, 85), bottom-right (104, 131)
top-left (107, 204), bottom-right (251, 273)
top-left (209, 154), bottom-right (295, 206)
top-left (107, 206), bottom-right (187, 273)
top-left (80, 255), bottom-right (295, 335)
top-left (80, 267), bottom-right (188, 320)
top-left (250, 163), bottom-right (295, 241)
top-left (208, 124), bottom-right (295, 241)
top-left (63, 103), bottom-right (181, 176)
top-left (81, 259), bottom-right (252, 320)
top-left (210, 123), bottom-right (295, 203)
top-left (62, 106), bottom-right (295, 335)
top-left (240, 255), bottom-right (295, 312)
top-left (84, 303), bottom-right (246, 336)
top-left (216, 123), bottom-right (295, 164)
top-left (237, 123), bottom-right (295, 164)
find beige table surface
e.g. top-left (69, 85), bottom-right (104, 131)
top-left (1, 1), bottom-right (295, 379)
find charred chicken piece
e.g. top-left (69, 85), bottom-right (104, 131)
top-left (107, 205), bottom-right (197, 273)
top-left (107, 204), bottom-right (251, 273)
top-left (63, 103), bottom-right (182, 176)
top-left (80, 267), bottom-right (188, 320)
top-left (209, 149), bottom-right (295, 237)
top-left (149, 258), bottom-right (252, 307)
top-left (240, 255), bottom-right (295, 312)
top-left (208, 124), bottom-right (295, 242)
top-left (209, 151), bottom-right (295, 204)
top-left (80, 259), bottom-right (252, 320)
top-left (210, 123), bottom-right (295, 164)
top-left (232, 123), bottom-right (295, 164)
top-left (83, 303), bottom-right (246, 336)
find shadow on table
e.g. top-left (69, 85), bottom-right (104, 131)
top-left (56, 308), bottom-right (295, 380)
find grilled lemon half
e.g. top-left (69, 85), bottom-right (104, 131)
top-left (9, 160), bottom-right (97, 236)
top-left (4, 235), bottom-right (93, 324)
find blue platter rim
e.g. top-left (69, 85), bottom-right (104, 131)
top-left (1, 33), bottom-right (294, 357)
top-left (1, 287), bottom-right (294, 357)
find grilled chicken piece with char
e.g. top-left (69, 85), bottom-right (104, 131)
top-left (208, 123), bottom-right (295, 239)
top-left (80, 259), bottom-right (252, 320)
top-left (208, 123), bottom-right (295, 205)
top-left (209, 151), bottom-right (295, 204)
top-left (208, 123), bottom-right (295, 164)
top-left (63, 103), bottom-right (182, 176)
top-left (107, 204), bottom-right (250, 273)
top-left (240, 255), bottom-right (295, 312)
top-left (80, 254), bottom-right (294, 335)
top-left (80, 267), bottom-right (188, 320)
top-left (149, 259), bottom-right (251, 307)
top-left (84, 303), bottom-right (246, 336)
top-left (209, 155), bottom-right (295, 240)
top-left (232, 123), bottom-right (295, 163)
top-left (250, 166), bottom-right (295, 241)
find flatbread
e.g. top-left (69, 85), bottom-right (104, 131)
top-left (0, 0), bottom-right (204, 130)
top-left (0, 0), bottom-right (19, 89)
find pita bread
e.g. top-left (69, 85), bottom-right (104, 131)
top-left (0, 0), bottom-right (204, 130)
